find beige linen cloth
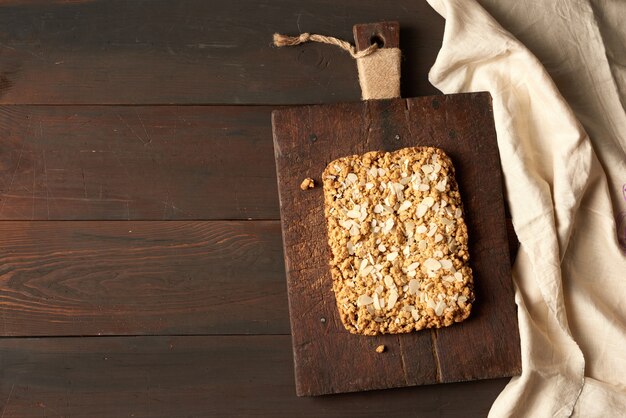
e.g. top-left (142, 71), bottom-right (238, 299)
top-left (425, 0), bottom-right (626, 416)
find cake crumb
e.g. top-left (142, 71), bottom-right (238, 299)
top-left (300, 177), bottom-right (315, 190)
top-left (375, 344), bottom-right (386, 353)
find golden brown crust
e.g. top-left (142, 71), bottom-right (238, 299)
top-left (322, 147), bottom-right (474, 336)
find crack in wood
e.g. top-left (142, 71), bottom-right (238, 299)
top-left (0, 383), bottom-right (15, 418)
top-left (397, 336), bottom-right (409, 385)
top-left (363, 100), bottom-right (372, 147)
top-left (404, 98), bottom-right (413, 140)
top-left (430, 329), bottom-right (442, 383)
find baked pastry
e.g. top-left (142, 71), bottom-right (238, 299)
top-left (322, 146), bottom-right (474, 335)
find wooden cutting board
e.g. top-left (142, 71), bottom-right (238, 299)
top-left (272, 92), bottom-right (521, 396)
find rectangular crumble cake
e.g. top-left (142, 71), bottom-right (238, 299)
top-left (322, 146), bottom-right (474, 335)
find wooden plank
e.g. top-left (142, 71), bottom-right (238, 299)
top-left (0, 105), bottom-right (278, 220)
top-left (272, 93), bottom-right (521, 395)
top-left (0, 220), bottom-right (289, 336)
top-left (0, 103), bottom-right (521, 255)
top-left (0, 0), bottom-right (444, 105)
top-left (0, 335), bottom-right (509, 418)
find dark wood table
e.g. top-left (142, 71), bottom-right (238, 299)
top-left (0, 1), bottom-right (511, 416)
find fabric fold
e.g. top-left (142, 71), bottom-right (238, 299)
top-left (425, 0), bottom-right (626, 416)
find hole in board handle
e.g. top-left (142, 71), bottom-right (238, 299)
top-left (369, 34), bottom-right (385, 48)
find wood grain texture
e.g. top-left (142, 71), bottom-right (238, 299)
top-left (0, 335), bottom-right (509, 418)
top-left (0, 0), bottom-right (444, 105)
top-left (0, 105), bottom-right (278, 220)
top-left (273, 93), bottom-right (521, 396)
top-left (0, 220), bottom-right (288, 336)
top-left (0, 1), bottom-right (516, 415)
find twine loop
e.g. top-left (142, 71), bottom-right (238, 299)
top-left (273, 32), bottom-right (378, 59)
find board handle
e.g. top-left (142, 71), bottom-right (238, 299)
top-left (353, 21), bottom-right (401, 100)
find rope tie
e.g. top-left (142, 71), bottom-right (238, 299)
top-left (273, 33), bottom-right (378, 59)
top-left (273, 32), bottom-right (401, 100)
